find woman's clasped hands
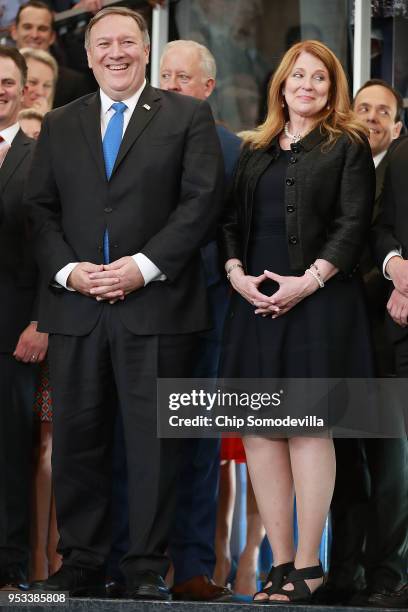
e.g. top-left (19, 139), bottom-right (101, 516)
top-left (229, 266), bottom-right (318, 319)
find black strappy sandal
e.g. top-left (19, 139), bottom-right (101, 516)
top-left (268, 562), bottom-right (325, 604)
top-left (253, 561), bottom-right (294, 603)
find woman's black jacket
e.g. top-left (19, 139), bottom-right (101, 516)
top-left (219, 126), bottom-right (375, 275)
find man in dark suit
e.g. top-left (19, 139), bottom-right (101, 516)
top-left (26, 6), bottom-right (224, 601)
top-left (11, 1), bottom-right (93, 107)
top-left (159, 39), bottom-right (240, 602)
top-left (370, 134), bottom-right (408, 608)
top-left (323, 79), bottom-right (408, 608)
top-left (0, 45), bottom-right (47, 590)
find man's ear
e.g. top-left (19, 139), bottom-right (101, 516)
top-left (18, 83), bottom-right (27, 111)
top-left (145, 45), bottom-right (150, 65)
top-left (393, 120), bottom-right (403, 140)
top-left (86, 50), bottom-right (93, 70)
top-left (10, 23), bottom-right (18, 42)
top-left (204, 78), bottom-right (215, 99)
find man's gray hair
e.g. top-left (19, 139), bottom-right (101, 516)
top-left (161, 40), bottom-right (216, 80)
top-left (19, 47), bottom-right (58, 83)
top-left (84, 7), bottom-right (150, 50)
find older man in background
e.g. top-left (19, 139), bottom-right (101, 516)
top-left (160, 39), bottom-right (240, 602)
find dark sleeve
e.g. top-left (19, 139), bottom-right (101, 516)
top-left (218, 146), bottom-right (251, 265)
top-left (53, 68), bottom-right (95, 108)
top-left (140, 100), bottom-right (225, 282)
top-left (371, 156), bottom-right (401, 270)
top-left (218, 184), bottom-right (242, 265)
top-left (25, 114), bottom-right (78, 285)
top-left (42, 0), bottom-right (73, 10)
top-left (318, 137), bottom-right (375, 273)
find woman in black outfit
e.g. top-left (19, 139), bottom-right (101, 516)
top-left (219, 40), bottom-right (375, 603)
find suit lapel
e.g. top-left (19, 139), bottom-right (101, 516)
top-left (375, 155), bottom-right (387, 202)
top-left (111, 84), bottom-right (162, 177)
top-left (79, 92), bottom-right (107, 182)
top-left (0, 129), bottom-right (32, 192)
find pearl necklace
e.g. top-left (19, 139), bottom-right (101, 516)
top-left (284, 122), bottom-right (303, 143)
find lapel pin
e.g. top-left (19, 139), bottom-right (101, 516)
top-left (143, 104), bottom-right (151, 111)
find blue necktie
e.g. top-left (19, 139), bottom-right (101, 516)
top-left (102, 101), bottom-right (127, 264)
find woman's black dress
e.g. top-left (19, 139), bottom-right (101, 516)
top-left (220, 149), bottom-right (373, 380)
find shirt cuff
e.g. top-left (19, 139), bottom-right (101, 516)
top-left (54, 263), bottom-right (78, 291)
top-left (132, 253), bottom-right (166, 286)
top-left (383, 250), bottom-right (403, 280)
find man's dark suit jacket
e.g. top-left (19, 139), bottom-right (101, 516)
top-left (26, 85), bottom-right (225, 336)
top-left (360, 154), bottom-right (394, 374)
top-left (0, 130), bottom-right (36, 353)
top-left (53, 65), bottom-right (94, 109)
top-left (372, 135), bottom-right (408, 344)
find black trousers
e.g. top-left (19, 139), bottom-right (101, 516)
top-left (329, 321), bottom-right (408, 592)
top-left (0, 354), bottom-right (37, 572)
top-left (48, 305), bottom-right (196, 579)
top-left (331, 437), bottom-right (408, 591)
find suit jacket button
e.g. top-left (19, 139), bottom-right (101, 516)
top-left (286, 205), bottom-right (295, 213)
top-left (289, 156), bottom-right (297, 164)
top-left (286, 178), bottom-right (294, 186)
top-left (104, 207), bottom-right (113, 213)
top-left (289, 235), bottom-right (298, 245)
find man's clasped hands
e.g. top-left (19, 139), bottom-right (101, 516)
top-left (67, 257), bottom-right (144, 303)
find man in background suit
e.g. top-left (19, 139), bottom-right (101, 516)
top-left (370, 131), bottom-right (408, 608)
top-left (11, 1), bottom-right (92, 107)
top-left (0, 45), bottom-right (47, 590)
top-left (323, 79), bottom-right (408, 608)
top-left (26, 6), bottom-right (224, 600)
top-left (159, 39), bottom-right (240, 602)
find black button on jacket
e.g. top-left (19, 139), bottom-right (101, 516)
top-left (219, 126), bottom-right (375, 275)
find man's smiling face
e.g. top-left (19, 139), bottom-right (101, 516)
top-left (11, 6), bottom-right (56, 51)
top-left (354, 85), bottom-right (402, 156)
top-left (0, 57), bottom-right (24, 130)
top-left (86, 14), bottom-right (149, 101)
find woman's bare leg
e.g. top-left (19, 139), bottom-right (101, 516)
top-left (47, 490), bottom-right (62, 575)
top-left (269, 436), bottom-right (335, 601)
top-left (244, 437), bottom-right (295, 601)
top-left (213, 460), bottom-right (236, 585)
top-left (234, 468), bottom-right (266, 595)
top-left (30, 422), bottom-right (53, 581)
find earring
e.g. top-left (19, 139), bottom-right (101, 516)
top-left (326, 103), bottom-right (330, 110)
top-left (281, 100), bottom-right (285, 108)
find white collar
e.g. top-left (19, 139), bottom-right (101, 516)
top-left (373, 150), bottom-right (387, 168)
top-left (100, 80), bottom-right (147, 116)
top-left (0, 122), bottom-right (20, 146)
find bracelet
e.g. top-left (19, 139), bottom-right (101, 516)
top-left (311, 262), bottom-right (324, 286)
top-left (226, 263), bottom-right (244, 280)
top-left (306, 267), bottom-right (324, 288)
